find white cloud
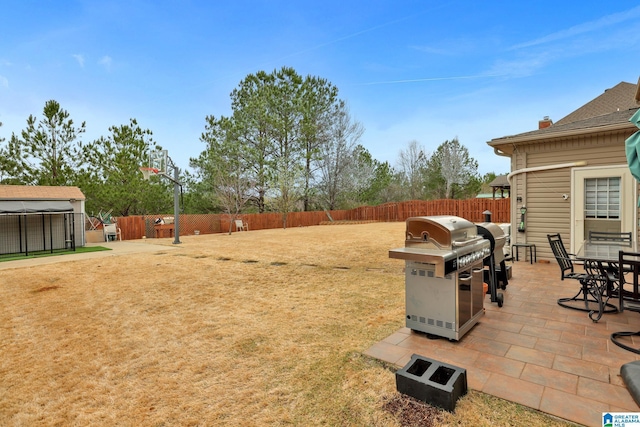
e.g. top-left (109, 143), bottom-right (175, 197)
top-left (72, 54), bottom-right (85, 67)
top-left (509, 5), bottom-right (640, 50)
top-left (99, 55), bottom-right (112, 71)
top-left (0, 75), bottom-right (8, 88)
top-left (356, 73), bottom-right (502, 86)
top-left (485, 53), bottom-right (551, 79)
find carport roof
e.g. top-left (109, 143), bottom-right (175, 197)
top-left (0, 185), bottom-right (85, 201)
top-left (0, 200), bottom-right (74, 214)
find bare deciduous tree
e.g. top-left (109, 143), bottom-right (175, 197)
top-left (424, 138), bottom-right (479, 199)
top-left (396, 140), bottom-right (427, 200)
top-left (315, 102), bottom-right (364, 210)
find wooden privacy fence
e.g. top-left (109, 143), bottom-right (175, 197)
top-left (113, 198), bottom-right (510, 240)
top-left (343, 199), bottom-right (509, 223)
top-left (114, 214), bottom-right (224, 240)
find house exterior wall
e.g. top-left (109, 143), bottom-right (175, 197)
top-left (509, 129), bottom-right (636, 261)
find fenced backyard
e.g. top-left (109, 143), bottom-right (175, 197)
top-left (0, 221), bottom-right (573, 426)
top-left (113, 198), bottom-right (510, 240)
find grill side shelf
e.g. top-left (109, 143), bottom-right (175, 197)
top-left (389, 247), bottom-right (454, 278)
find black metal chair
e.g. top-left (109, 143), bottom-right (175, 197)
top-left (611, 251), bottom-right (640, 354)
top-left (547, 233), bottom-right (617, 316)
top-left (587, 231), bottom-right (633, 296)
top-left (583, 259), bottom-right (615, 322)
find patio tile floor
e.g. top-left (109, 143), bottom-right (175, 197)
top-left (364, 260), bottom-right (640, 426)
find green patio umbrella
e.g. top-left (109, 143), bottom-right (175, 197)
top-left (627, 108), bottom-right (640, 206)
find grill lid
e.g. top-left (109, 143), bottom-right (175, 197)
top-left (476, 222), bottom-right (506, 263)
top-left (405, 216), bottom-right (479, 250)
top-left (390, 215), bottom-right (491, 277)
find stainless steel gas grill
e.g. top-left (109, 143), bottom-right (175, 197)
top-left (389, 216), bottom-right (491, 340)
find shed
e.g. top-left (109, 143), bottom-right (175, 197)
top-left (487, 80), bottom-right (640, 260)
top-left (0, 185), bottom-right (86, 256)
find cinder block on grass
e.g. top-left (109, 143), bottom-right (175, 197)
top-left (395, 354), bottom-right (467, 412)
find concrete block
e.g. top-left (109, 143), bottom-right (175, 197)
top-left (395, 354), bottom-right (467, 412)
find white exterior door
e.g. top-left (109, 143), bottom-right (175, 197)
top-left (571, 165), bottom-right (636, 252)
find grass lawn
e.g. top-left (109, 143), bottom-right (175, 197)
top-left (0, 245), bottom-right (111, 262)
top-left (0, 223), bottom-right (575, 426)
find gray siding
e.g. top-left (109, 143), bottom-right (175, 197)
top-left (509, 130), bottom-right (635, 261)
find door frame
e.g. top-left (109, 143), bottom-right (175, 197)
top-left (570, 164), bottom-right (637, 253)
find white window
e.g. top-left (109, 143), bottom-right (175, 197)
top-left (584, 177), bottom-right (620, 219)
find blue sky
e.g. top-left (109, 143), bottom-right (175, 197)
top-left (1, 1), bottom-right (639, 176)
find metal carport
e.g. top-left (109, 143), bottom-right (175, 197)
top-left (0, 200), bottom-right (77, 257)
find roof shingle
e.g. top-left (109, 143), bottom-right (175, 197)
top-left (555, 81), bottom-right (637, 125)
top-left (492, 107), bottom-right (639, 142)
top-left (0, 185), bottom-right (86, 201)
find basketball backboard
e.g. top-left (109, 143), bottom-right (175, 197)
top-left (149, 150), bottom-right (168, 175)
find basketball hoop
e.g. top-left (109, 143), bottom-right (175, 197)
top-left (140, 166), bottom-right (159, 180)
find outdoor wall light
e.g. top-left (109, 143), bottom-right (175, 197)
top-left (562, 194), bottom-right (569, 200)
top-left (518, 206), bottom-right (527, 232)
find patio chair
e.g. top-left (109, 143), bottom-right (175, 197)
top-left (611, 251), bottom-right (640, 354)
top-left (103, 223), bottom-right (122, 241)
top-left (615, 251), bottom-right (640, 313)
top-left (234, 219), bottom-right (248, 232)
top-left (582, 259), bottom-right (615, 322)
top-left (547, 233), bottom-right (617, 315)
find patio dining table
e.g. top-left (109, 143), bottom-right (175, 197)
top-left (575, 239), bottom-right (638, 321)
top-left (576, 240), bottom-right (637, 263)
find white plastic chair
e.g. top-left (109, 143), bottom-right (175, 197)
top-left (103, 223), bottom-right (122, 241)
top-left (234, 219), bottom-right (248, 232)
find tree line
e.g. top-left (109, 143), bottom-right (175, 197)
top-left (0, 66), bottom-right (497, 226)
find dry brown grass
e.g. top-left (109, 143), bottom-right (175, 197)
top-left (0, 223), bottom-right (575, 426)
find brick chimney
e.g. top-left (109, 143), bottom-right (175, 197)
top-left (538, 116), bottom-right (553, 129)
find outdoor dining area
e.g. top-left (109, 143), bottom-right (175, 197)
top-left (366, 236), bottom-right (640, 426)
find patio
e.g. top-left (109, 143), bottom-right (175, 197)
top-left (365, 259), bottom-right (640, 427)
